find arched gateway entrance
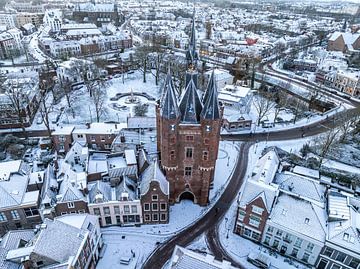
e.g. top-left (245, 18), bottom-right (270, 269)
top-left (178, 191), bottom-right (197, 203)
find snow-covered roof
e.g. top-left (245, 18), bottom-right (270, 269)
top-left (251, 150), bottom-right (280, 184)
top-left (0, 172), bottom-right (38, 210)
top-left (327, 207), bottom-right (360, 255)
top-left (238, 180), bottom-right (278, 212)
top-left (275, 172), bottom-right (325, 206)
top-left (127, 117), bottom-right (156, 129)
top-left (168, 245), bottom-right (238, 269)
top-left (292, 166), bottom-right (320, 179)
top-left (0, 230), bottom-right (35, 269)
top-left (329, 32), bottom-right (360, 47)
top-left (0, 160), bottom-right (22, 181)
top-left (52, 126), bottom-right (75, 136)
top-left (124, 150), bottom-right (137, 165)
top-left (7, 218), bottom-right (88, 265)
top-left (73, 123), bottom-right (124, 135)
top-left (328, 191), bottom-right (350, 221)
top-left (140, 162), bottom-right (169, 196)
top-left (268, 193), bottom-right (327, 243)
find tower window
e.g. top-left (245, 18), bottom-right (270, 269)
top-left (204, 138), bottom-right (209, 145)
top-left (186, 135), bottom-right (194, 141)
top-left (206, 125), bottom-right (212, 132)
top-left (170, 150), bottom-right (175, 160)
top-left (170, 137), bottom-right (175, 144)
top-left (185, 148), bottom-right (193, 158)
top-left (203, 151), bottom-right (208, 161)
top-left (184, 167), bottom-right (192, 176)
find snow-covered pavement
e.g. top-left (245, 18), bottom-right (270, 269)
top-left (97, 141), bottom-right (240, 267)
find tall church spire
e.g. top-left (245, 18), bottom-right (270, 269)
top-left (160, 68), bottom-right (180, 119)
top-left (186, 7), bottom-right (198, 70)
top-left (201, 70), bottom-right (220, 120)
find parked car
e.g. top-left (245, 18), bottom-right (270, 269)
top-left (247, 252), bottom-right (271, 269)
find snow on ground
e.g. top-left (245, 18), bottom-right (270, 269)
top-left (217, 140), bottom-right (315, 269)
top-left (97, 141), bottom-right (239, 267)
top-left (97, 229), bottom-right (165, 269)
top-left (219, 203), bottom-right (311, 269)
top-left (222, 103), bottom-right (347, 135)
top-left (322, 158), bottom-right (360, 174)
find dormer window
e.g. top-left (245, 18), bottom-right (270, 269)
top-left (304, 218), bottom-right (310, 224)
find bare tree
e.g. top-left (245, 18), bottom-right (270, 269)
top-left (5, 81), bottom-right (29, 138)
top-left (314, 128), bottom-right (340, 167)
top-left (252, 91), bottom-right (276, 126)
top-left (135, 45), bottom-right (152, 83)
top-left (90, 81), bottom-right (107, 122)
top-left (338, 110), bottom-right (360, 142)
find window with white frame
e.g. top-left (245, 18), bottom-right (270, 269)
top-left (252, 205), bottom-right (264, 215)
top-left (11, 210), bottom-right (20, 220)
top-left (67, 202), bottom-right (75, 208)
top-left (238, 210), bottom-right (246, 221)
top-left (249, 215), bottom-right (261, 227)
top-left (131, 205), bottom-right (137, 214)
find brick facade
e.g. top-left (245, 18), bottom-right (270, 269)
top-left (141, 181), bottom-right (169, 224)
top-left (234, 196), bottom-right (269, 242)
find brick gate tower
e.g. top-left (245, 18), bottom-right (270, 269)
top-left (156, 11), bottom-right (223, 206)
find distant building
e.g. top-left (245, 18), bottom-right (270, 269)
top-left (43, 9), bottom-right (62, 33)
top-left (327, 32), bottom-right (360, 53)
top-left (73, 2), bottom-right (123, 27)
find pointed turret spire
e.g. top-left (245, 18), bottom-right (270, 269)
top-left (186, 7), bottom-right (198, 69)
top-left (201, 70), bottom-right (220, 120)
top-left (179, 78), bottom-right (203, 123)
top-left (202, 70), bottom-right (215, 104)
top-left (160, 68), bottom-right (180, 120)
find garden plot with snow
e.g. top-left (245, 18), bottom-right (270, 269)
top-left (97, 141), bottom-right (239, 267)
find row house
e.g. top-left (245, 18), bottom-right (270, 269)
top-left (0, 13), bottom-right (17, 29)
top-left (0, 160), bottom-right (42, 236)
top-left (52, 123), bottom-right (124, 153)
top-left (49, 40), bottom-right (81, 58)
top-left (235, 148), bottom-right (330, 267)
top-left (5, 214), bottom-right (102, 269)
top-left (112, 117), bottom-right (158, 154)
top-left (235, 150), bottom-right (280, 241)
top-left (87, 179), bottom-right (142, 226)
top-left (16, 13), bottom-right (43, 28)
top-left (44, 141), bottom-right (168, 226)
top-left (333, 69), bottom-right (360, 97)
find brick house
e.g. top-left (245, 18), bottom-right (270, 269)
top-left (140, 162), bottom-right (169, 224)
top-left (54, 179), bottom-right (89, 216)
top-left (156, 17), bottom-right (223, 206)
top-left (235, 181), bottom-right (277, 242)
top-left (235, 151), bottom-right (280, 242)
top-left (327, 32), bottom-right (360, 53)
top-left (52, 126), bottom-right (75, 153)
top-left (0, 160), bottom-right (42, 236)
